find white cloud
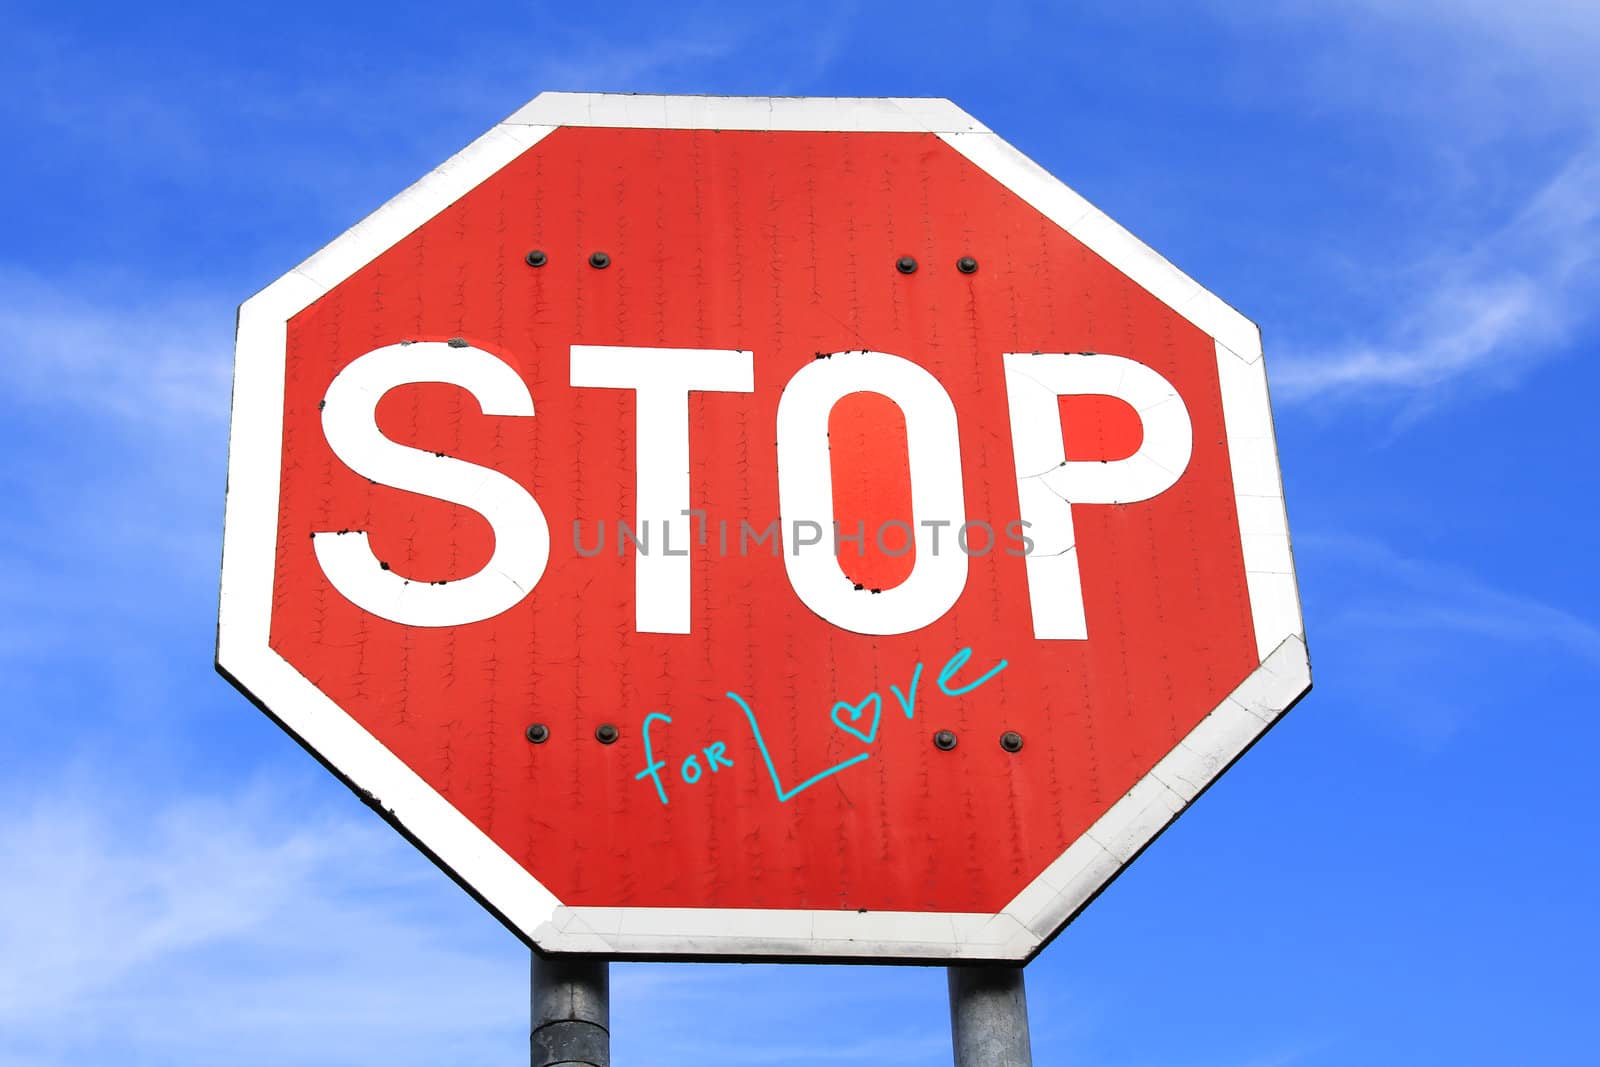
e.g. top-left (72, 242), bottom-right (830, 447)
top-left (1329, 0), bottom-right (1600, 65)
top-left (1307, 532), bottom-right (1600, 666)
top-left (0, 773), bottom-right (963, 1067)
top-left (0, 776), bottom-right (526, 1066)
top-left (1301, 532), bottom-right (1600, 746)
top-left (0, 270), bottom-right (233, 427)
top-left (0, 272), bottom-right (234, 682)
top-left (1216, 3), bottom-right (1600, 408)
top-left (1277, 0), bottom-right (1600, 126)
top-left (1272, 144), bottom-right (1600, 403)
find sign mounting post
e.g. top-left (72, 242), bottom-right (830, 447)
top-left (950, 965), bottom-right (1032, 1066)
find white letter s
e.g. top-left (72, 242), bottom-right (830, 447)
top-left (312, 342), bottom-right (547, 627)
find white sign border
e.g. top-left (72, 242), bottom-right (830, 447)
top-left (218, 92), bottom-right (1309, 963)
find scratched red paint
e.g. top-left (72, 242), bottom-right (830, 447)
top-left (829, 392), bottom-right (915, 591)
top-left (1059, 394), bottom-right (1144, 462)
top-left (268, 127), bottom-right (1257, 912)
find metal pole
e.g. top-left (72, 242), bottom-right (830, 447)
top-left (531, 952), bottom-right (610, 1067)
top-left (947, 964), bottom-right (1033, 1067)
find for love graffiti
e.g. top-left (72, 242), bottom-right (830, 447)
top-left (634, 647), bottom-right (1008, 806)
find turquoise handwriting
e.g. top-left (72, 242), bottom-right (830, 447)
top-left (635, 647), bottom-right (1006, 806)
top-left (634, 712), bottom-right (736, 805)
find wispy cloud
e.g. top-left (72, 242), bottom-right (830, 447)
top-left (1302, 531), bottom-right (1599, 746)
top-left (1307, 532), bottom-right (1600, 667)
top-left (0, 280), bottom-right (229, 723)
top-left (0, 270), bottom-right (235, 675)
top-left (1275, 0), bottom-right (1600, 134)
top-left (0, 776), bottom-right (526, 1066)
top-left (0, 773), bottom-right (958, 1067)
top-left (1273, 145), bottom-right (1600, 405)
top-left (1323, 0), bottom-right (1600, 73)
top-left (1226, 2), bottom-right (1600, 409)
top-left (0, 269), bottom-right (233, 427)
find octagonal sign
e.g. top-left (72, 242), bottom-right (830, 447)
top-left (218, 93), bottom-right (1310, 962)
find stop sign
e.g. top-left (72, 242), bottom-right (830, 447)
top-left (218, 93), bottom-right (1309, 962)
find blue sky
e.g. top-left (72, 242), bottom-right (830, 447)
top-left (3, 1), bottom-right (1597, 1064)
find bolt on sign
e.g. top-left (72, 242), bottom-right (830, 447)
top-left (218, 93), bottom-right (1310, 962)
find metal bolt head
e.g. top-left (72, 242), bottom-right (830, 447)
top-left (524, 249), bottom-right (548, 267)
top-left (1000, 730), bottom-right (1024, 753)
top-left (957, 256), bottom-right (979, 274)
top-left (595, 723), bottom-right (619, 744)
top-left (525, 723), bottom-right (550, 744)
top-left (589, 251), bottom-right (611, 269)
top-left (933, 729), bottom-right (958, 751)
top-left (895, 255), bottom-right (918, 275)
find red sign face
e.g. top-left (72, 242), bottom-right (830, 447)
top-left (220, 94), bottom-right (1309, 961)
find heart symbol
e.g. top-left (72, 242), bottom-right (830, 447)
top-left (830, 692), bottom-right (883, 745)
